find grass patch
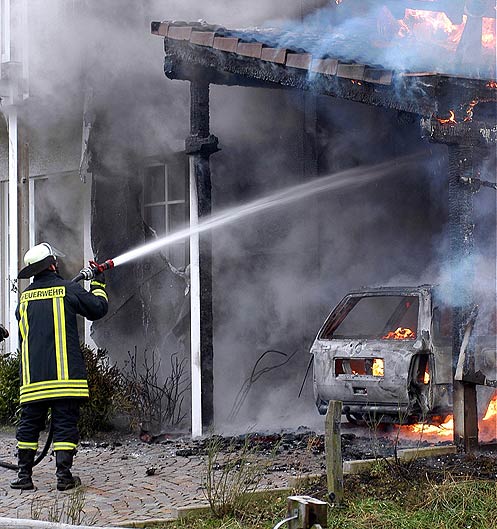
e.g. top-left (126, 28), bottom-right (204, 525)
top-left (328, 479), bottom-right (497, 529)
top-left (151, 460), bottom-right (497, 529)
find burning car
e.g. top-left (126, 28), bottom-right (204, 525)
top-left (311, 285), bottom-right (497, 425)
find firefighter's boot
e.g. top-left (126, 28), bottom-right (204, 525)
top-left (10, 449), bottom-right (35, 490)
top-left (56, 450), bottom-right (81, 491)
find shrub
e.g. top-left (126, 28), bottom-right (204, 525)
top-left (122, 348), bottom-right (189, 434)
top-left (0, 352), bottom-right (20, 425)
top-left (80, 345), bottom-right (128, 438)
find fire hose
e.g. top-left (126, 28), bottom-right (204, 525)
top-left (0, 259), bottom-right (114, 471)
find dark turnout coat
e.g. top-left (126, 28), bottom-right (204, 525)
top-left (16, 270), bottom-right (108, 404)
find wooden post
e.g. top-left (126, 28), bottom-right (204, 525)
top-left (324, 400), bottom-right (343, 504)
top-left (448, 144), bottom-right (479, 452)
top-left (186, 79), bottom-right (219, 434)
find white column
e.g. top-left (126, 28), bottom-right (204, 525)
top-left (8, 108), bottom-right (18, 352)
top-left (28, 175), bottom-right (34, 248)
top-left (83, 176), bottom-right (96, 348)
top-left (189, 156), bottom-right (202, 438)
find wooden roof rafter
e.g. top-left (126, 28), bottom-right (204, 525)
top-left (151, 21), bottom-right (497, 134)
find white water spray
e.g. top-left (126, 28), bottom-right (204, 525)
top-left (112, 155), bottom-right (418, 268)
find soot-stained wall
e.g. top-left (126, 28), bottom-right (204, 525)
top-left (88, 92), bottom-right (189, 371)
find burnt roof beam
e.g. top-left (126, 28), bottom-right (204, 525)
top-left (163, 38), bottom-right (497, 119)
top-left (164, 39), bottom-right (440, 116)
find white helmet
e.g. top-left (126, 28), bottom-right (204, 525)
top-left (18, 243), bottom-right (64, 279)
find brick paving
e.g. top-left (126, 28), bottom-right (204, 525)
top-left (0, 432), bottom-right (326, 526)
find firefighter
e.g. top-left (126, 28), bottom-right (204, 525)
top-left (11, 242), bottom-right (108, 491)
top-left (0, 324), bottom-right (8, 342)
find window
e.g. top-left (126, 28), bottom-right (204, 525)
top-left (320, 295), bottom-right (419, 340)
top-left (143, 159), bottom-right (188, 269)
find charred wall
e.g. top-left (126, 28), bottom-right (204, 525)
top-left (88, 86), bottom-right (190, 372)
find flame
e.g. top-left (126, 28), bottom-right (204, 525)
top-left (397, 11), bottom-right (495, 52)
top-left (482, 17), bottom-right (496, 50)
top-left (399, 10), bottom-right (466, 50)
top-left (382, 327), bottom-right (416, 340)
top-left (406, 416), bottom-right (454, 437)
top-left (394, 394), bottom-right (497, 443)
top-left (487, 81), bottom-right (497, 89)
top-left (372, 358), bottom-right (384, 377)
top-left (424, 368), bottom-right (430, 384)
top-left (483, 394), bottom-right (497, 421)
top-left (463, 100), bottom-right (479, 122)
top-left (437, 110), bottom-right (457, 124)
top-left (351, 80), bottom-right (362, 86)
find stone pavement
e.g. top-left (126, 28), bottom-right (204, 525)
top-left (0, 432), bottom-right (326, 526)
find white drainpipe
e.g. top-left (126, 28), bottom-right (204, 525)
top-left (189, 157), bottom-right (202, 438)
top-left (8, 108), bottom-right (18, 353)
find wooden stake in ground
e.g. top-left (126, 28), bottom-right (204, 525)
top-left (324, 400), bottom-right (343, 504)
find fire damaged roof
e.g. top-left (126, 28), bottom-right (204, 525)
top-left (151, 20), bottom-right (497, 142)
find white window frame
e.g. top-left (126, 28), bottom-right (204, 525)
top-left (142, 159), bottom-right (188, 269)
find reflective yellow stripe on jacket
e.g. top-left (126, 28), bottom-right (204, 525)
top-left (20, 379), bottom-right (89, 403)
top-left (18, 301), bottom-right (30, 386)
top-left (53, 296), bottom-right (69, 379)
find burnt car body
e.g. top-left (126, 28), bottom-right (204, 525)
top-left (311, 285), bottom-right (497, 424)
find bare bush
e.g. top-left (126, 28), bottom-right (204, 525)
top-left (122, 348), bottom-right (189, 434)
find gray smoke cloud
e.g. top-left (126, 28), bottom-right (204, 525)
top-left (14, 1), bottom-right (496, 435)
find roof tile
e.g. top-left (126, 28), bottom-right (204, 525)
top-left (213, 37), bottom-right (239, 53)
top-left (311, 58), bottom-right (338, 76)
top-left (151, 21), bottom-right (169, 36)
top-left (261, 48), bottom-right (287, 64)
top-left (237, 42), bottom-right (263, 59)
top-left (167, 25), bottom-right (193, 41)
top-left (190, 31), bottom-right (216, 47)
top-left (336, 63), bottom-right (366, 80)
top-left (363, 68), bottom-right (393, 85)
top-left (286, 53), bottom-right (312, 70)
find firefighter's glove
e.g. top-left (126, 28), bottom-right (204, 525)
top-left (79, 266), bottom-right (95, 281)
top-left (92, 270), bottom-right (105, 283)
top-left (0, 324), bottom-right (8, 341)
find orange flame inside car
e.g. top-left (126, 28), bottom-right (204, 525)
top-left (372, 358), bottom-right (384, 377)
top-left (382, 327), bottom-right (416, 340)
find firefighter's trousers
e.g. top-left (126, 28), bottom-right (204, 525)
top-left (16, 400), bottom-right (81, 452)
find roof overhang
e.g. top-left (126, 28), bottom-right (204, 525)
top-left (152, 21), bottom-right (497, 143)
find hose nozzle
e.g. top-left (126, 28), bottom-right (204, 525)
top-left (89, 259), bottom-right (115, 275)
top-left (72, 259), bottom-right (115, 282)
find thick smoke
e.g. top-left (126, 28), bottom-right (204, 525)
top-left (267, 1), bottom-right (496, 78)
top-left (15, 1), bottom-right (497, 435)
